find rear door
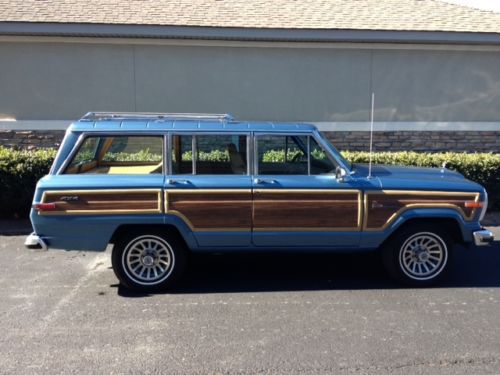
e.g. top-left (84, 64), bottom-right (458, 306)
top-left (252, 133), bottom-right (362, 248)
top-left (164, 132), bottom-right (252, 247)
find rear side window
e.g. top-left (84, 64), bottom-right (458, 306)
top-left (171, 134), bottom-right (248, 175)
top-left (64, 136), bottom-right (163, 174)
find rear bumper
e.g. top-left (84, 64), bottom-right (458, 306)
top-left (24, 232), bottom-right (48, 250)
top-left (473, 229), bottom-right (494, 247)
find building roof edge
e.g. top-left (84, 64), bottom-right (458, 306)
top-left (2, 22), bottom-right (500, 44)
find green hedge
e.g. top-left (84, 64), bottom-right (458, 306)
top-left (0, 146), bottom-right (498, 218)
top-left (0, 147), bottom-right (57, 219)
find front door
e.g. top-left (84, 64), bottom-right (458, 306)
top-left (164, 133), bottom-right (252, 247)
top-left (252, 133), bottom-right (362, 248)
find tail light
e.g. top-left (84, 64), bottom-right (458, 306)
top-left (33, 203), bottom-right (57, 211)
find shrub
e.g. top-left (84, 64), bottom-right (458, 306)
top-left (0, 146), bottom-right (498, 218)
top-left (0, 147), bottom-right (56, 219)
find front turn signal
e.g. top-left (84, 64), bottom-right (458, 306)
top-left (464, 201), bottom-right (484, 209)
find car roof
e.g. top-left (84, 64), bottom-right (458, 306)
top-left (69, 119), bottom-right (317, 133)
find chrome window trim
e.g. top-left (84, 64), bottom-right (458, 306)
top-left (169, 131), bottom-right (252, 176)
top-left (163, 133), bottom-right (172, 176)
top-left (56, 132), bottom-right (86, 175)
top-left (49, 127), bottom-right (73, 175)
top-left (313, 130), bottom-right (351, 173)
top-left (57, 132), bottom-right (166, 175)
top-left (192, 135), bottom-right (197, 175)
top-left (307, 136), bottom-right (311, 175)
top-left (247, 133), bottom-right (253, 176)
top-left (479, 188), bottom-right (488, 221)
top-left (253, 132), bottom-right (340, 176)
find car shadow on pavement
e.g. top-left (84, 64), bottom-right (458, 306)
top-left (115, 240), bottom-right (500, 296)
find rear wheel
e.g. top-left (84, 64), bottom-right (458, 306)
top-left (382, 224), bottom-right (453, 287)
top-left (111, 230), bottom-right (187, 292)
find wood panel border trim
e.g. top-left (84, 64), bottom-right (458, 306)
top-left (40, 189), bottom-right (163, 215)
top-left (363, 190), bottom-right (480, 231)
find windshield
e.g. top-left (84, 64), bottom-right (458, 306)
top-left (315, 131), bottom-right (352, 171)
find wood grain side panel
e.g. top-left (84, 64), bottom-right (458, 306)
top-left (253, 191), bottom-right (360, 230)
top-left (41, 190), bottom-right (162, 215)
top-left (365, 192), bottom-right (479, 230)
top-left (166, 191), bottom-right (252, 230)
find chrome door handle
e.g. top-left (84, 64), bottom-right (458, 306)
top-left (167, 178), bottom-right (190, 185)
top-left (254, 178), bottom-right (277, 184)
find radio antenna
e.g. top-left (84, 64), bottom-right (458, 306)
top-left (368, 92), bottom-right (375, 179)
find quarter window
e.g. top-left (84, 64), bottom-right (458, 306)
top-left (64, 136), bottom-right (163, 174)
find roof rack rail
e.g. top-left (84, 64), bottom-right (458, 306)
top-left (80, 112), bottom-right (234, 122)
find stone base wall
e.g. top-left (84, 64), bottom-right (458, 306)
top-left (0, 130), bottom-right (65, 150)
top-left (1, 129), bottom-right (499, 153)
top-left (323, 131), bottom-right (500, 152)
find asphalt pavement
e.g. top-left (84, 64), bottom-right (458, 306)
top-left (0, 226), bottom-right (499, 374)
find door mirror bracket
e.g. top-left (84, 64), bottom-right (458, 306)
top-left (335, 166), bottom-right (351, 183)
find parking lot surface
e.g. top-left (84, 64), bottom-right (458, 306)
top-left (1, 227), bottom-right (500, 375)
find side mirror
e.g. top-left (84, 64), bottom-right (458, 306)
top-left (335, 166), bottom-right (349, 183)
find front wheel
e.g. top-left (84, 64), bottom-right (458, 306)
top-left (382, 225), bottom-right (453, 287)
top-left (112, 230), bottom-right (187, 292)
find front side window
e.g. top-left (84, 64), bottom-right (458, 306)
top-left (257, 135), bottom-right (336, 175)
top-left (171, 134), bottom-right (248, 175)
top-left (64, 135), bottom-right (163, 174)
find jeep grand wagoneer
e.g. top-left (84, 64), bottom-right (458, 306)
top-left (26, 112), bottom-right (494, 291)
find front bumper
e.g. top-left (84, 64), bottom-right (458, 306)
top-left (473, 229), bottom-right (494, 246)
top-left (24, 232), bottom-right (48, 250)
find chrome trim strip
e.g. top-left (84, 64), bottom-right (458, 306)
top-left (479, 189), bottom-right (488, 222)
top-left (56, 132), bottom-right (85, 175)
top-left (166, 133), bottom-right (172, 176)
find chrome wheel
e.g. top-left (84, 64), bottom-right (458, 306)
top-left (122, 235), bottom-right (175, 286)
top-left (399, 232), bottom-right (448, 281)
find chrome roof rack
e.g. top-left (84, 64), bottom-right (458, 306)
top-left (80, 112), bottom-right (234, 122)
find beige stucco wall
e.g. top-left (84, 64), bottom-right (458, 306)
top-left (0, 38), bottom-right (500, 123)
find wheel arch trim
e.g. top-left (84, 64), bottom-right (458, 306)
top-left (383, 207), bottom-right (473, 243)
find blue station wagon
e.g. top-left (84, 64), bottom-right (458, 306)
top-left (26, 112), bottom-right (494, 291)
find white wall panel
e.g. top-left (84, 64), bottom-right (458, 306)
top-left (0, 41), bottom-right (499, 124)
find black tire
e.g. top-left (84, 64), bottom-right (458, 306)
top-left (382, 224), bottom-right (454, 287)
top-left (111, 229), bottom-right (187, 292)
